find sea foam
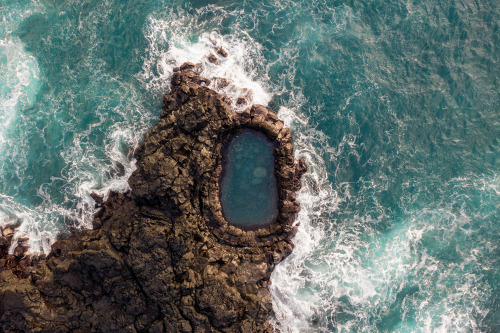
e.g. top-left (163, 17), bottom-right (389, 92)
top-left (0, 2), bottom-right (155, 253)
top-left (140, 8), bottom-right (272, 108)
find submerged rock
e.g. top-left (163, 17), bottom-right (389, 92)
top-left (0, 64), bottom-right (306, 332)
top-left (216, 47), bottom-right (228, 58)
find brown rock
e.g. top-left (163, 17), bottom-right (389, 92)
top-left (2, 228), bottom-right (14, 238)
top-left (236, 96), bottom-right (247, 106)
top-left (179, 62), bottom-right (197, 71)
top-left (216, 47), bottom-right (228, 57)
top-left (207, 53), bottom-right (219, 65)
top-left (17, 236), bottom-right (29, 245)
top-left (90, 192), bottom-right (104, 207)
top-left (0, 237), bottom-right (9, 251)
top-left (215, 77), bottom-right (230, 89)
top-left (0, 62), bottom-right (305, 333)
top-left (13, 245), bottom-right (26, 258)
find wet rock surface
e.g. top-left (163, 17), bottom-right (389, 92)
top-left (0, 64), bottom-right (306, 332)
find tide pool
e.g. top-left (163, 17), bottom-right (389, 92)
top-left (220, 130), bottom-right (278, 228)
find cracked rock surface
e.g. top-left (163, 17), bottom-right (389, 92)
top-left (0, 64), bottom-right (306, 333)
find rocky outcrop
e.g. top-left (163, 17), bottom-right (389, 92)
top-left (0, 63), bottom-right (306, 332)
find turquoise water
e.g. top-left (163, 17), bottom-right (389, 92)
top-left (220, 130), bottom-right (278, 228)
top-left (1, 0), bottom-right (498, 331)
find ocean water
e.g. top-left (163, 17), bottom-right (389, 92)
top-left (1, 0), bottom-right (498, 332)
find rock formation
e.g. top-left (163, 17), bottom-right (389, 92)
top-left (0, 63), bottom-right (306, 332)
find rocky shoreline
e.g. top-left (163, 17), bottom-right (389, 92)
top-left (0, 61), bottom-right (306, 332)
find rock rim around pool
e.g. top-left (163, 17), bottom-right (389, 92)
top-left (0, 62), bottom-right (307, 332)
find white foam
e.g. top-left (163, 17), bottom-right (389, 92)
top-left (0, 11), bottom-right (45, 253)
top-left (0, 3), bottom-right (155, 253)
top-left (0, 194), bottom-right (58, 254)
top-left (0, 76), bottom-right (151, 254)
top-left (0, 1), bottom-right (44, 137)
top-left (0, 37), bottom-right (41, 147)
top-left (269, 103), bottom-right (497, 332)
top-left (140, 9), bottom-right (272, 109)
top-left (269, 107), bottom-right (342, 332)
top-left (269, 171), bottom-right (496, 332)
top-left (56, 73), bottom-right (160, 235)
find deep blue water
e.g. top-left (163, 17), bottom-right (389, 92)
top-left (220, 130), bottom-right (278, 228)
top-left (1, 0), bottom-right (498, 331)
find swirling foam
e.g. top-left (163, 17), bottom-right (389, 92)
top-left (0, 26), bottom-right (45, 249)
top-left (270, 107), bottom-right (342, 332)
top-left (140, 7), bottom-right (272, 108)
top-left (0, 2), bottom-right (157, 253)
top-left (0, 37), bottom-right (41, 148)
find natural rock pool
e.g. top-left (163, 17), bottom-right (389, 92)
top-left (220, 130), bottom-right (278, 229)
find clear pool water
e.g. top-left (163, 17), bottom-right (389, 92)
top-left (220, 130), bottom-right (278, 228)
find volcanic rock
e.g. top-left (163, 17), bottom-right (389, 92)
top-left (0, 64), bottom-right (306, 332)
top-left (207, 53), bottom-right (219, 65)
top-left (216, 47), bottom-right (228, 57)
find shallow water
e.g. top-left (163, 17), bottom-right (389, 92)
top-left (1, 0), bottom-right (498, 331)
top-left (220, 130), bottom-right (278, 228)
